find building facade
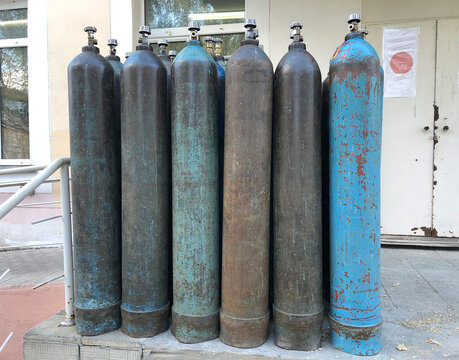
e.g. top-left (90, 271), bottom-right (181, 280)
top-left (1, 0), bottom-right (458, 245)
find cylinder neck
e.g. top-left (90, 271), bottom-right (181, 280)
top-left (345, 31), bottom-right (364, 41)
top-left (159, 44), bottom-right (167, 55)
top-left (106, 54), bottom-right (120, 62)
top-left (288, 42), bottom-right (306, 50)
top-left (82, 45), bottom-right (99, 53)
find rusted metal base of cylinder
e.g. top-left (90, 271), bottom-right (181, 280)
top-left (75, 302), bottom-right (121, 336)
top-left (273, 307), bottom-right (323, 351)
top-left (171, 308), bottom-right (219, 344)
top-left (219, 311), bottom-right (269, 348)
top-left (120, 303), bottom-right (170, 338)
top-left (330, 317), bottom-right (382, 355)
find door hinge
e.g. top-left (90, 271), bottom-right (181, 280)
top-left (433, 104), bottom-right (439, 121)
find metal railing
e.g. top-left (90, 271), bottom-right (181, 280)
top-left (0, 157), bottom-right (75, 326)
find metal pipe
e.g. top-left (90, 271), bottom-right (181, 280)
top-left (33, 273), bottom-right (64, 290)
top-left (59, 163), bottom-right (75, 326)
top-left (0, 268), bottom-right (10, 282)
top-left (17, 201), bottom-right (62, 207)
top-left (0, 165), bottom-right (46, 175)
top-left (31, 214), bottom-right (65, 225)
top-left (0, 158), bottom-right (70, 220)
top-left (0, 177), bottom-right (62, 188)
top-left (0, 332), bottom-right (13, 353)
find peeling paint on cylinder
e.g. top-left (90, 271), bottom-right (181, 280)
top-left (68, 37), bottom-right (121, 336)
top-left (272, 33), bottom-right (323, 351)
top-left (120, 39), bottom-right (170, 338)
top-left (220, 28), bottom-right (273, 348)
top-left (328, 27), bottom-right (383, 355)
top-left (171, 39), bottom-right (219, 344)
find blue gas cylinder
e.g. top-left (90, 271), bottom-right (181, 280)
top-left (328, 14), bottom-right (383, 356)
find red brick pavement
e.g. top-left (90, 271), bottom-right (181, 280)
top-left (0, 282), bottom-right (64, 360)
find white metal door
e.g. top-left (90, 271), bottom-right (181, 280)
top-left (433, 19), bottom-right (459, 237)
top-left (366, 21), bottom-right (436, 236)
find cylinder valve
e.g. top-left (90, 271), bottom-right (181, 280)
top-left (168, 50), bottom-right (177, 61)
top-left (138, 25), bottom-right (151, 44)
top-left (244, 18), bottom-right (257, 40)
top-left (205, 36), bottom-right (214, 55)
top-left (188, 20), bottom-right (200, 40)
top-left (158, 38), bottom-right (168, 55)
top-left (289, 22), bottom-right (304, 43)
top-left (214, 38), bottom-right (223, 57)
top-left (84, 26), bottom-right (97, 46)
top-left (348, 13), bottom-right (360, 32)
top-left (107, 38), bottom-right (118, 55)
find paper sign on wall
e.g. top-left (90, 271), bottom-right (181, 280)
top-left (383, 28), bottom-right (418, 97)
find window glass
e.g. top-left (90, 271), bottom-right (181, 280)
top-left (0, 8), bottom-right (27, 40)
top-left (145, 0), bottom-right (244, 28)
top-left (0, 47), bottom-right (29, 159)
top-left (152, 33), bottom-right (245, 58)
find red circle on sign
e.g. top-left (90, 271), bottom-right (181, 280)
top-left (390, 52), bottom-right (413, 74)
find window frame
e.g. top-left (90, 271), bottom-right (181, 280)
top-left (146, 7), bottom-right (245, 51)
top-left (0, 1), bottom-right (30, 165)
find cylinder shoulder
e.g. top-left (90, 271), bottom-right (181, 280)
top-left (227, 44), bottom-right (273, 72)
top-left (173, 43), bottom-right (216, 66)
top-left (330, 38), bottom-right (380, 67)
top-left (69, 50), bottom-right (112, 71)
top-left (123, 50), bottom-right (166, 72)
top-left (275, 48), bottom-right (321, 77)
top-left (108, 60), bottom-right (123, 73)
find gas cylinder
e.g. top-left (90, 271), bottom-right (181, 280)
top-left (68, 26), bottom-right (121, 336)
top-left (322, 75), bottom-right (330, 302)
top-left (272, 22), bottom-right (323, 351)
top-left (328, 14), bottom-right (383, 355)
top-left (171, 21), bottom-right (219, 344)
top-left (157, 38), bottom-right (171, 121)
top-left (220, 19), bottom-right (273, 348)
top-left (157, 37), bottom-right (173, 306)
top-left (120, 25), bottom-right (170, 338)
top-left (205, 36), bottom-right (225, 258)
top-left (105, 38), bottom-right (122, 207)
top-left (168, 50), bottom-right (177, 61)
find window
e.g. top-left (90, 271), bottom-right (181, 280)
top-left (145, 0), bottom-right (245, 58)
top-left (0, 7), bottom-right (28, 161)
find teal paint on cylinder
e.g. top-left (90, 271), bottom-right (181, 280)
top-left (171, 38), bottom-right (219, 344)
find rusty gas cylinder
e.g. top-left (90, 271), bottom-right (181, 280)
top-left (220, 18), bottom-right (273, 349)
top-left (328, 14), bottom-right (383, 356)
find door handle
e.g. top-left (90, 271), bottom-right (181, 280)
top-left (443, 126), bottom-right (449, 131)
top-left (424, 126), bottom-right (430, 131)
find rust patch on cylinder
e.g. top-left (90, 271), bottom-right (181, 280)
top-left (330, 317), bottom-right (382, 342)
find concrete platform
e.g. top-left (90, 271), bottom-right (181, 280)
top-left (23, 248), bottom-right (459, 359)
